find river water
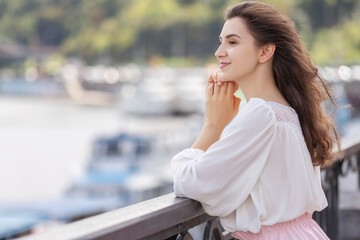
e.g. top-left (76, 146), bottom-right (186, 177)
top-left (0, 96), bottom-right (122, 203)
top-left (0, 95), bottom-right (201, 204)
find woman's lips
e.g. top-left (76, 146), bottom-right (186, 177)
top-left (220, 62), bottom-right (231, 69)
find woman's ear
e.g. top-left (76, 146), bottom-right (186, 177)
top-left (258, 44), bottom-right (276, 63)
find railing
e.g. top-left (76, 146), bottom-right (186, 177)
top-left (21, 136), bottom-right (360, 240)
top-left (313, 136), bottom-right (360, 240)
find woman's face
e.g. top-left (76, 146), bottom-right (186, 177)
top-left (215, 17), bottom-right (260, 84)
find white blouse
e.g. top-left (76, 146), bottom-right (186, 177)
top-left (171, 98), bottom-right (327, 233)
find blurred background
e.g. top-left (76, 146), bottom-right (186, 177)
top-left (0, 0), bottom-right (359, 239)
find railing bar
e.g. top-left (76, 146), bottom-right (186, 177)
top-left (358, 152), bottom-right (360, 190)
top-left (80, 199), bottom-right (209, 239)
top-left (20, 193), bottom-right (207, 240)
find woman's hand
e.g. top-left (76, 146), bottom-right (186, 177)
top-left (191, 72), bottom-right (241, 151)
top-left (203, 71), bottom-right (241, 131)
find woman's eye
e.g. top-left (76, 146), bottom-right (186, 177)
top-left (229, 41), bottom-right (237, 45)
top-left (218, 41), bottom-right (222, 46)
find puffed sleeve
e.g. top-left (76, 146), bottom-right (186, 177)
top-left (171, 99), bottom-right (276, 217)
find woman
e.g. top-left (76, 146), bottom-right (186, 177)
top-left (171, 1), bottom-right (342, 239)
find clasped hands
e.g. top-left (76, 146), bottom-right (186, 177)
top-left (203, 71), bottom-right (241, 132)
top-left (191, 72), bottom-right (241, 151)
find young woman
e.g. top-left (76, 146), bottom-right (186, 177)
top-left (171, 1), bottom-right (341, 239)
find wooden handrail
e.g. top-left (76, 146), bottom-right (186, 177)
top-left (19, 193), bottom-right (214, 240)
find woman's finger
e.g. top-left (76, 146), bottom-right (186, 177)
top-left (219, 81), bottom-right (228, 97)
top-left (226, 81), bottom-right (234, 95)
top-left (212, 73), bottom-right (216, 82)
top-left (219, 72), bottom-right (224, 84)
top-left (215, 71), bottom-right (222, 86)
top-left (214, 78), bottom-right (221, 95)
top-left (226, 82), bottom-right (230, 95)
top-left (206, 74), bottom-right (213, 90)
top-left (207, 82), bottom-right (214, 97)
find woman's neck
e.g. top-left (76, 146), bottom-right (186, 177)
top-left (235, 64), bottom-right (288, 105)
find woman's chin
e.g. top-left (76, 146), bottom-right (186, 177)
top-left (221, 75), bottom-right (234, 82)
top-left (220, 72), bottom-right (236, 82)
top-left (221, 74), bottom-right (240, 84)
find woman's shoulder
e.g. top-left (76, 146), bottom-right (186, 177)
top-left (239, 98), bottom-right (276, 120)
top-left (249, 98), bottom-right (302, 131)
top-left (230, 98), bottom-right (276, 129)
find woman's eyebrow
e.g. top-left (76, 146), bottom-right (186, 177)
top-left (219, 34), bottom-right (242, 40)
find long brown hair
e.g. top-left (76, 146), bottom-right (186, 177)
top-left (226, 1), bottom-right (342, 167)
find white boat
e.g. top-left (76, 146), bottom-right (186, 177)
top-left (118, 67), bottom-right (207, 115)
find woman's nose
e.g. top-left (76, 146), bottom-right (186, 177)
top-left (215, 44), bottom-right (226, 59)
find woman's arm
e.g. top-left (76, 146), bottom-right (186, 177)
top-left (191, 125), bottom-right (222, 152)
top-left (192, 73), bottom-right (240, 151)
top-left (172, 99), bottom-right (276, 217)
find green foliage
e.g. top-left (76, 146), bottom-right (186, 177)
top-left (120, 0), bottom-right (180, 29)
top-left (0, 0), bottom-right (359, 65)
top-left (311, 19), bottom-right (360, 65)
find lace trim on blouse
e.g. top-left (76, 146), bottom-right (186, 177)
top-left (266, 101), bottom-right (302, 132)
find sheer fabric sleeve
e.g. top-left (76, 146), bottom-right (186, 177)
top-left (171, 100), bottom-right (276, 217)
